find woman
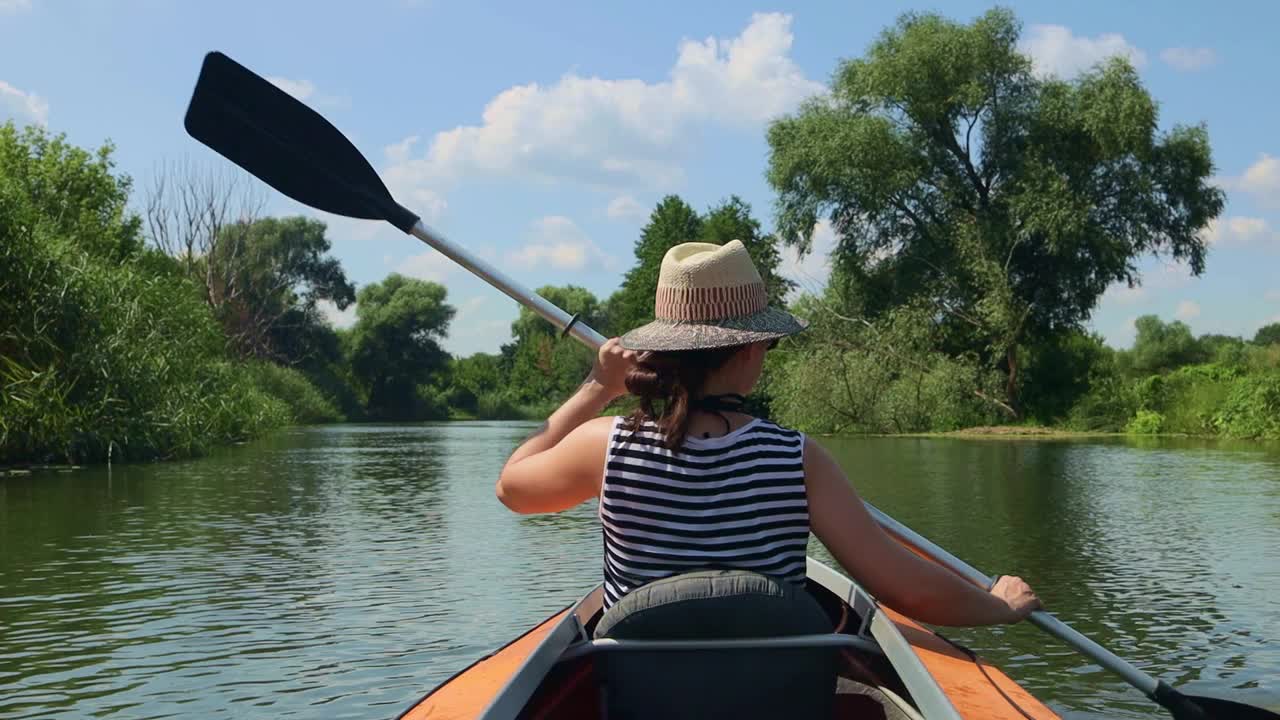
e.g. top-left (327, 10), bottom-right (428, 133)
top-left (496, 240), bottom-right (1040, 626)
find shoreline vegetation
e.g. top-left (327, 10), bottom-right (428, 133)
top-left (4, 10), bottom-right (1279, 469)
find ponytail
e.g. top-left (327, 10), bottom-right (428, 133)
top-left (623, 346), bottom-right (741, 449)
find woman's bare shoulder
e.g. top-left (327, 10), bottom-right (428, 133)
top-left (570, 415), bottom-right (621, 441)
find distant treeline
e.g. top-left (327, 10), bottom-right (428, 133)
top-left (7, 10), bottom-right (1280, 465)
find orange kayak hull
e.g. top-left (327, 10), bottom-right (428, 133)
top-left (400, 560), bottom-right (1060, 720)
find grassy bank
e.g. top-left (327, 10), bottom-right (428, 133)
top-left (0, 125), bottom-right (337, 466)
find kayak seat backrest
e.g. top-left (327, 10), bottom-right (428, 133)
top-left (592, 569), bottom-right (838, 720)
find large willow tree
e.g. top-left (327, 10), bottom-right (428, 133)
top-left (766, 9), bottom-right (1223, 416)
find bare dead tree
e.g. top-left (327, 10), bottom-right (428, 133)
top-left (144, 157), bottom-right (266, 309)
top-left (144, 158), bottom-right (272, 356)
top-left (144, 159), bottom-right (352, 361)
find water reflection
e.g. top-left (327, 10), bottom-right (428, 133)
top-left (822, 436), bottom-right (1280, 718)
top-left (1, 428), bottom-right (1277, 719)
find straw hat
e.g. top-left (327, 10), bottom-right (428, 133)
top-left (619, 240), bottom-right (808, 352)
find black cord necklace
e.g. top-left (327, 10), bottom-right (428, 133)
top-left (691, 393), bottom-right (748, 437)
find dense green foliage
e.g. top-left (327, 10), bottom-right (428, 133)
top-left (501, 286), bottom-right (604, 415)
top-left (605, 195), bottom-right (791, 335)
top-left (347, 274), bottom-right (455, 421)
top-left (765, 8), bottom-right (1223, 417)
top-left (764, 300), bottom-right (1001, 434)
top-left (1085, 317), bottom-right (1280, 438)
top-left (1256, 323), bottom-right (1280, 347)
top-left (606, 196), bottom-right (705, 335)
top-left (241, 361), bottom-right (342, 424)
top-left (753, 10), bottom-right (1277, 440)
top-left (211, 216), bottom-right (356, 360)
top-left (0, 124), bottom-right (294, 463)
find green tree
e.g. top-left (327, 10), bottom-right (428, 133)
top-left (1019, 330), bottom-right (1111, 423)
top-left (606, 196), bottom-right (702, 334)
top-left (0, 123), bottom-right (142, 262)
top-left (505, 286), bottom-right (605, 407)
top-left (699, 196), bottom-right (795, 305)
top-left (144, 162), bottom-right (355, 361)
top-left (348, 274), bottom-right (455, 420)
top-left (446, 353), bottom-right (505, 414)
top-left (1254, 322), bottom-right (1280, 347)
top-left (1, 124), bottom-right (289, 463)
top-left (1199, 333), bottom-right (1248, 368)
top-left (766, 295), bottom-right (999, 433)
top-left (1129, 315), bottom-right (1205, 375)
top-left (218, 217), bottom-right (355, 359)
top-left (766, 9), bottom-right (1224, 417)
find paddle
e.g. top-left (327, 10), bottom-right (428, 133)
top-left (182, 51), bottom-right (605, 351)
top-left (182, 50), bottom-right (1275, 720)
top-left (867, 504), bottom-right (1276, 720)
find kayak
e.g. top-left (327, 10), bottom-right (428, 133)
top-left (397, 558), bottom-right (1060, 720)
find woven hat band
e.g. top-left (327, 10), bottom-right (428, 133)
top-left (654, 282), bottom-right (767, 322)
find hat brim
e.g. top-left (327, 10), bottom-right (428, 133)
top-left (619, 307), bottom-right (809, 352)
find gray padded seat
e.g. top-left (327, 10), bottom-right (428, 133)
top-left (593, 570), bottom-right (838, 720)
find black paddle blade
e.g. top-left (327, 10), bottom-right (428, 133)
top-left (1155, 682), bottom-right (1280, 720)
top-left (183, 51), bottom-right (419, 233)
top-left (1179, 694), bottom-right (1280, 720)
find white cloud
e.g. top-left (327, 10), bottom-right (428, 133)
top-left (1265, 289), bottom-right (1280, 303)
top-left (1149, 260), bottom-right (1196, 291)
top-left (1159, 47), bottom-right (1217, 72)
top-left (381, 13), bottom-right (822, 200)
top-left (510, 215), bottom-right (614, 271)
top-left (397, 247), bottom-right (457, 282)
top-left (1101, 258), bottom-right (1203, 307)
top-left (1235, 154), bottom-right (1280, 207)
top-left (1202, 216), bottom-right (1274, 246)
top-left (606, 194), bottom-right (646, 221)
top-left (1174, 300), bottom-right (1201, 321)
top-left (317, 299), bottom-right (358, 329)
top-left (385, 135), bottom-right (419, 164)
top-left (0, 80), bottom-right (48, 125)
top-left (0, 0), bottom-right (32, 13)
top-left (1021, 25), bottom-right (1147, 78)
top-left (780, 219), bottom-right (838, 297)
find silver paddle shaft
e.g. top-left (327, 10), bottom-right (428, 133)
top-left (412, 214), bottom-right (1161, 701)
top-left (409, 220), bottom-right (607, 350)
top-left (864, 502), bottom-right (1160, 697)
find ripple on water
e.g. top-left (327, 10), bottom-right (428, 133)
top-left (2, 427), bottom-right (1278, 719)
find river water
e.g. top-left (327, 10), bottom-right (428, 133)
top-left (2, 423), bottom-right (1278, 719)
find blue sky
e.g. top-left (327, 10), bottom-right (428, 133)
top-left (3, 0), bottom-right (1277, 356)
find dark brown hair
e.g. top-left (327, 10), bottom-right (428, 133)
top-left (623, 346), bottom-right (744, 450)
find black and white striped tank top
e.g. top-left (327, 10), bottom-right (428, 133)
top-left (599, 415), bottom-right (810, 608)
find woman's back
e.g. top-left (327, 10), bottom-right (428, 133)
top-left (495, 239), bottom-right (1040, 626)
top-left (600, 415), bottom-right (809, 608)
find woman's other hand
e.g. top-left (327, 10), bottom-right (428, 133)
top-left (990, 575), bottom-right (1042, 623)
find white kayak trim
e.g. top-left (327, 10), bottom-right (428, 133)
top-left (806, 557), bottom-right (964, 720)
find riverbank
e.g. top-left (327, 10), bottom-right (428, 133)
top-left (904, 425), bottom-right (1116, 439)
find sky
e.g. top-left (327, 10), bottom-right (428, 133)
top-left (2, 0), bottom-right (1278, 356)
